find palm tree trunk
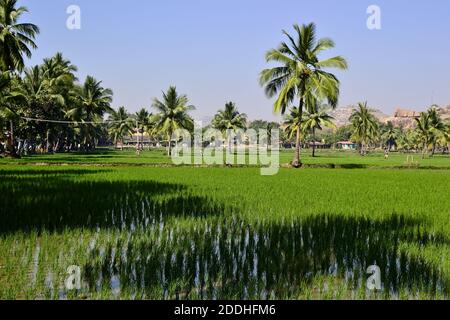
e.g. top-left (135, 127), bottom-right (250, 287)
top-left (227, 137), bottom-right (233, 165)
top-left (312, 128), bottom-right (316, 158)
top-left (167, 134), bottom-right (172, 156)
top-left (292, 99), bottom-right (304, 168)
top-left (46, 130), bottom-right (50, 153)
top-left (7, 120), bottom-right (17, 156)
top-left (293, 127), bottom-right (302, 167)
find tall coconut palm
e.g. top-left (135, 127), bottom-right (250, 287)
top-left (108, 106), bottom-right (133, 150)
top-left (0, 0), bottom-right (39, 72)
top-left (152, 86), bottom-right (195, 155)
top-left (349, 102), bottom-right (379, 156)
top-left (41, 53), bottom-right (77, 91)
top-left (260, 23), bottom-right (347, 167)
top-left (302, 100), bottom-right (335, 157)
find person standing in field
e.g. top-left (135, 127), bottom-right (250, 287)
top-left (136, 143), bottom-right (141, 156)
top-left (384, 148), bottom-right (389, 160)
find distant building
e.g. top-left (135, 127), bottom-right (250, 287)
top-left (336, 141), bottom-right (357, 150)
top-left (307, 141), bottom-right (331, 149)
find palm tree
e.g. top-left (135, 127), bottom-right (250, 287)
top-left (41, 53), bottom-right (78, 91)
top-left (302, 100), bottom-right (335, 157)
top-left (381, 121), bottom-right (398, 151)
top-left (260, 23), bottom-right (347, 167)
top-left (66, 76), bottom-right (113, 149)
top-left (349, 102), bottom-right (379, 155)
top-left (428, 107), bottom-right (446, 156)
top-left (212, 102), bottom-right (247, 133)
top-left (415, 112), bottom-right (433, 158)
top-left (212, 102), bottom-right (247, 157)
top-left (152, 86), bottom-right (195, 156)
top-left (0, 71), bottom-right (25, 155)
top-left (108, 106), bottom-right (133, 150)
top-left (135, 108), bottom-right (153, 149)
top-left (282, 107), bottom-right (302, 143)
top-left (21, 54), bottom-right (78, 152)
top-left (0, 0), bottom-right (39, 72)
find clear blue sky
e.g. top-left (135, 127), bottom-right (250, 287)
top-left (22, 0), bottom-right (450, 121)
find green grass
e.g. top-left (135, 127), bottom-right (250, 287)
top-left (1, 161), bottom-right (449, 299)
top-left (1, 148), bottom-right (449, 169)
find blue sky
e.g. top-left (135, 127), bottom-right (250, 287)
top-left (22, 0), bottom-right (450, 121)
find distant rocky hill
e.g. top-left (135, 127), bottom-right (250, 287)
top-left (330, 106), bottom-right (388, 127)
top-left (331, 105), bottom-right (450, 128)
top-left (437, 106), bottom-right (450, 121)
top-left (384, 106), bottom-right (450, 128)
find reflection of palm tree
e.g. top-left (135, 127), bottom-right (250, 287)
top-left (349, 102), bottom-right (379, 156)
top-left (260, 23), bottom-right (347, 167)
top-left (152, 86), bottom-right (195, 156)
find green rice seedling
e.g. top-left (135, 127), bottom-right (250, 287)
top-left (0, 163), bottom-right (449, 299)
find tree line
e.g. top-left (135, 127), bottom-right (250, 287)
top-left (1, 0), bottom-right (449, 163)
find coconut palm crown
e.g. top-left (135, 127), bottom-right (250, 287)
top-left (259, 22), bottom-right (347, 167)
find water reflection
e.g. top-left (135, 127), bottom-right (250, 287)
top-left (83, 207), bottom-right (450, 299)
